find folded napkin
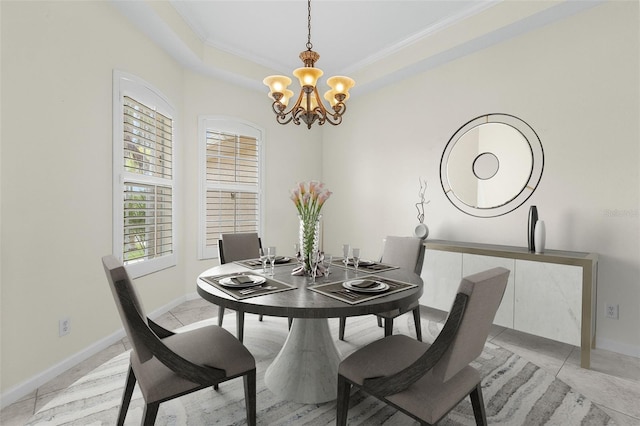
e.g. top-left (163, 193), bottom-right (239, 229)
top-left (365, 264), bottom-right (388, 270)
top-left (351, 280), bottom-right (379, 289)
top-left (231, 276), bottom-right (254, 284)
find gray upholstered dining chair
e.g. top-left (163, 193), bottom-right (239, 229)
top-left (218, 232), bottom-right (293, 341)
top-left (336, 267), bottom-right (510, 426)
top-left (217, 232), bottom-right (263, 336)
top-left (339, 236), bottom-right (425, 341)
top-left (102, 255), bottom-right (256, 426)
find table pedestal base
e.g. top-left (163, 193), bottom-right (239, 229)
top-left (264, 318), bottom-right (342, 404)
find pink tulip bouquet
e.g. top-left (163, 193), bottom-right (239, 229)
top-left (290, 180), bottom-right (332, 224)
top-left (290, 181), bottom-right (332, 275)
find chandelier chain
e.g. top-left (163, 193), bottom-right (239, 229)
top-left (306, 0), bottom-right (313, 51)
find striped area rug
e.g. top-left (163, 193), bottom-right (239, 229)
top-left (27, 315), bottom-right (614, 425)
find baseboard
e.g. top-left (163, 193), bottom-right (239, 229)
top-left (596, 336), bottom-right (640, 359)
top-left (0, 294), bottom-right (188, 409)
top-left (185, 291), bottom-right (200, 301)
top-left (0, 328), bottom-right (127, 409)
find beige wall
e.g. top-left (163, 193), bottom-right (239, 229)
top-left (0, 0), bottom-right (321, 397)
top-left (322, 1), bottom-right (639, 354)
top-left (0, 0), bottom-right (185, 393)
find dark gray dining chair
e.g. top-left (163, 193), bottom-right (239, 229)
top-left (217, 232), bottom-right (263, 338)
top-left (102, 255), bottom-right (256, 425)
top-left (339, 236), bottom-right (425, 341)
top-left (218, 232), bottom-right (293, 341)
top-left (336, 267), bottom-right (509, 426)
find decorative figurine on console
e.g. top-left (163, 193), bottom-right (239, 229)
top-left (414, 177), bottom-right (430, 240)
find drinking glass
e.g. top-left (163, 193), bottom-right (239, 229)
top-left (259, 248), bottom-right (268, 274)
top-left (352, 248), bottom-right (360, 275)
top-left (324, 253), bottom-right (333, 280)
top-left (310, 250), bottom-right (320, 284)
top-left (342, 244), bottom-right (350, 268)
top-left (294, 242), bottom-right (303, 268)
top-left (267, 246), bottom-right (277, 276)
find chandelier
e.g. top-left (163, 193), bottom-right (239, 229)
top-left (263, 0), bottom-right (355, 129)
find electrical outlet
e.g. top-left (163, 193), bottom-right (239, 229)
top-left (59, 317), bottom-right (71, 336)
top-left (605, 303), bottom-right (619, 320)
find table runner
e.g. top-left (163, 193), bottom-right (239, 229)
top-left (200, 273), bottom-right (295, 300)
top-left (310, 275), bottom-right (417, 304)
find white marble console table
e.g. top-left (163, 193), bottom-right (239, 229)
top-left (421, 240), bottom-right (597, 368)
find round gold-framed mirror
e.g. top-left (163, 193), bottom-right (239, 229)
top-left (440, 114), bottom-right (544, 217)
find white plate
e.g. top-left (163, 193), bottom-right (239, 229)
top-left (219, 275), bottom-right (266, 288)
top-left (343, 279), bottom-right (389, 293)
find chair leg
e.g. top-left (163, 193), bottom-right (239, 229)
top-left (339, 317), bottom-right (346, 340)
top-left (336, 375), bottom-right (352, 426)
top-left (384, 317), bottom-right (394, 337)
top-left (244, 369), bottom-right (257, 426)
top-left (218, 307), bottom-right (225, 326)
top-left (236, 310), bottom-right (245, 343)
top-left (377, 316), bottom-right (383, 328)
top-left (470, 383), bottom-right (488, 426)
top-left (142, 402), bottom-right (160, 426)
top-left (259, 314), bottom-right (264, 321)
top-left (412, 306), bottom-right (423, 342)
top-left (117, 365), bottom-right (136, 426)
top-left (288, 317), bottom-right (293, 329)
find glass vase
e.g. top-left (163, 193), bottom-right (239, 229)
top-left (299, 214), bottom-right (321, 274)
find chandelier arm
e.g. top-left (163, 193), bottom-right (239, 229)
top-left (332, 101), bottom-right (347, 116)
top-left (292, 105), bottom-right (307, 126)
top-left (276, 114), bottom-right (295, 126)
top-left (290, 93), bottom-right (307, 126)
top-left (321, 113), bottom-right (343, 126)
top-left (270, 101), bottom-right (296, 125)
top-left (270, 101), bottom-right (285, 116)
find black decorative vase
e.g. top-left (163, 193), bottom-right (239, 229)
top-left (528, 206), bottom-right (538, 252)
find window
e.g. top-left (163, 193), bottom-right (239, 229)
top-left (198, 117), bottom-right (264, 259)
top-left (113, 71), bottom-right (177, 277)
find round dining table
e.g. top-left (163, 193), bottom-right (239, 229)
top-left (197, 261), bottom-right (423, 404)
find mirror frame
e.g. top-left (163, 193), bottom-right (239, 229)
top-left (440, 113), bottom-right (544, 217)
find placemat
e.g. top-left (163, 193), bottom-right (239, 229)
top-left (310, 275), bottom-right (418, 304)
top-left (235, 257), bottom-right (295, 270)
top-left (200, 273), bottom-right (295, 300)
top-left (331, 258), bottom-right (399, 273)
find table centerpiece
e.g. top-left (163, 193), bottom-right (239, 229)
top-left (290, 181), bottom-right (331, 276)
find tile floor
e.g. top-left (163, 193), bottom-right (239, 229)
top-left (2, 299), bottom-right (639, 425)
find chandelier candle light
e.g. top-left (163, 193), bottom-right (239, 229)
top-left (290, 181), bottom-right (332, 276)
top-left (263, 0), bottom-right (355, 129)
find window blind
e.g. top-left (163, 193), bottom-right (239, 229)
top-left (123, 96), bottom-right (172, 179)
top-left (205, 131), bottom-right (258, 184)
top-left (204, 129), bottom-right (260, 255)
top-left (123, 183), bottom-right (173, 263)
top-left (122, 96), bottom-right (174, 264)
